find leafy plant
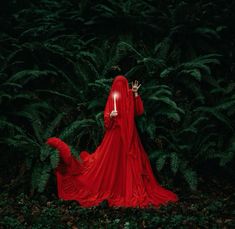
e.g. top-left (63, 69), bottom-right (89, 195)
top-left (0, 0), bottom-right (234, 195)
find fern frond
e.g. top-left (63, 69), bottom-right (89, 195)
top-left (156, 154), bottom-right (168, 171)
top-left (183, 168), bottom-right (198, 191)
top-left (170, 152), bottom-right (179, 174)
top-left (44, 112), bottom-right (66, 139)
top-left (7, 70), bottom-right (57, 85)
top-left (59, 119), bottom-right (96, 139)
top-left (50, 150), bottom-right (60, 169)
top-left (194, 106), bottom-right (233, 131)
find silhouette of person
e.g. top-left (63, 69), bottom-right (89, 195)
top-left (46, 75), bottom-right (179, 208)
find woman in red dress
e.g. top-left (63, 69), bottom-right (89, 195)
top-left (46, 75), bottom-right (179, 208)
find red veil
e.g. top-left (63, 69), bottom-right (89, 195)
top-left (104, 75), bottom-right (137, 155)
top-left (46, 75), bottom-right (179, 208)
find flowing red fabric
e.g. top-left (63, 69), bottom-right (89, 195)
top-left (46, 75), bottom-right (179, 208)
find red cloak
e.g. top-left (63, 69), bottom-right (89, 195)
top-left (46, 75), bottom-right (179, 208)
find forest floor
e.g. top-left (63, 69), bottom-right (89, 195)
top-left (0, 175), bottom-right (234, 229)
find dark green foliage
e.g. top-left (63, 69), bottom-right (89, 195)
top-left (0, 178), bottom-right (234, 228)
top-left (0, 0), bottom-right (234, 196)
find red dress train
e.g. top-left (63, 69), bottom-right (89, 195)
top-left (46, 75), bottom-right (179, 208)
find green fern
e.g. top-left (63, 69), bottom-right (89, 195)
top-left (43, 112), bottom-right (66, 139)
top-left (59, 119), bottom-right (96, 139)
top-left (0, 0), bottom-right (234, 194)
top-left (50, 150), bottom-right (60, 169)
top-left (183, 168), bottom-right (198, 191)
top-left (6, 70), bottom-right (58, 85)
top-left (170, 152), bottom-right (179, 174)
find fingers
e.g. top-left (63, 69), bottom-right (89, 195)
top-left (132, 80), bottom-right (142, 91)
top-left (110, 110), bottom-right (118, 117)
top-left (137, 84), bottom-right (141, 89)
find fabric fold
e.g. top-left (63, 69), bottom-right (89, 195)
top-left (46, 75), bottom-right (179, 208)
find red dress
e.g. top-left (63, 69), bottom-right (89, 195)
top-left (46, 75), bottom-right (179, 208)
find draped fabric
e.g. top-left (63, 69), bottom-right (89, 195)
top-left (46, 75), bottom-right (179, 208)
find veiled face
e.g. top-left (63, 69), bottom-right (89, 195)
top-left (111, 75), bottom-right (129, 98)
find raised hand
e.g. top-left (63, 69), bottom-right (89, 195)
top-left (131, 80), bottom-right (141, 97)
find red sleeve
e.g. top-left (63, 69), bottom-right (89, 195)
top-left (134, 95), bottom-right (144, 116)
top-left (104, 111), bottom-right (115, 130)
top-left (104, 95), bottom-right (116, 130)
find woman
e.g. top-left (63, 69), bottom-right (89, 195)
top-left (46, 75), bottom-right (179, 208)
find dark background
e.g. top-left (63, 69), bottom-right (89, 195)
top-left (0, 0), bottom-right (234, 228)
